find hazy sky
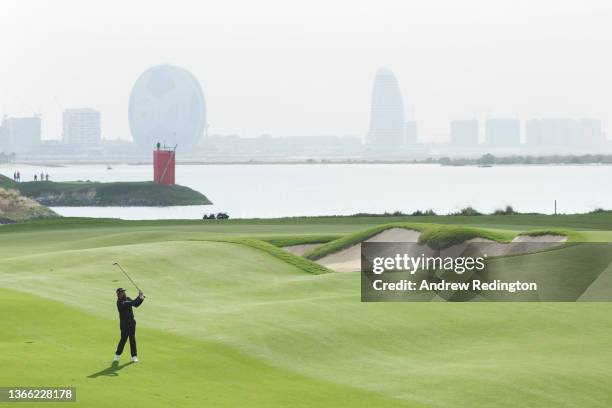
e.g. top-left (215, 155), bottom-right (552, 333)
top-left (2, 0), bottom-right (612, 142)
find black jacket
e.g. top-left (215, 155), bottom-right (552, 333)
top-left (117, 296), bottom-right (144, 324)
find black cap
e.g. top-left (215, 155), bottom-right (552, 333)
top-left (116, 287), bottom-right (126, 294)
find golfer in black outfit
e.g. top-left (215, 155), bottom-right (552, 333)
top-left (114, 287), bottom-right (145, 363)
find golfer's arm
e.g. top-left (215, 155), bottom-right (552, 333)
top-left (132, 297), bottom-right (144, 307)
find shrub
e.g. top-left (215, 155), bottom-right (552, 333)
top-left (492, 205), bottom-right (519, 215)
top-left (452, 206), bottom-right (482, 216)
top-left (411, 209), bottom-right (437, 216)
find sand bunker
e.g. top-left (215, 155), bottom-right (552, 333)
top-left (317, 229), bottom-right (567, 273)
top-left (283, 243), bottom-right (324, 256)
top-left (441, 235), bottom-right (566, 258)
top-left (366, 228), bottom-right (421, 243)
top-left (317, 228), bottom-right (421, 272)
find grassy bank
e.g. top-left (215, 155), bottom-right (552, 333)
top-left (0, 175), bottom-right (211, 206)
top-left (211, 237), bottom-right (332, 275)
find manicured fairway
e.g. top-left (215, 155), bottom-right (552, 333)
top-left (0, 288), bottom-right (410, 408)
top-left (2, 215), bottom-right (612, 407)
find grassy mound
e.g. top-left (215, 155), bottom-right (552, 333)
top-left (213, 238), bottom-right (332, 274)
top-left (0, 173), bottom-right (17, 188)
top-left (417, 224), bottom-right (514, 248)
top-left (304, 223), bottom-right (518, 260)
top-left (304, 223), bottom-right (428, 260)
top-left (0, 177), bottom-right (211, 206)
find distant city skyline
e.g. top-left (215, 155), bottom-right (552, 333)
top-left (2, 0), bottom-right (612, 142)
top-left (3, 72), bottom-right (607, 147)
top-left (0, 109), bottom-right (607, 157)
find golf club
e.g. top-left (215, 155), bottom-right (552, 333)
top-left (112, 262), bottom-right (144, 295)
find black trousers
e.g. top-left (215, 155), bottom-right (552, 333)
top-left (115, 320), bottom-right (137, 357)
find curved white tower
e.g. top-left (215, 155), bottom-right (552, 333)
top-left (366, 67), bottom-right (405, 148)
top-left (129, 65), bottom-right (206, 150)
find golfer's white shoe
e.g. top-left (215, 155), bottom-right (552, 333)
top-left (113, 355), bottom-right (120, 362)
top-left (132, 356), bottom-right (139, 363)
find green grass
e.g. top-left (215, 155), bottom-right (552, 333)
top-left (483, 243), bottom-right (612, 301)
top-left (9, 211), bottom-right (612, 232)
top-left (0, 173), bottom-right (17, 188)
top-left (211, 237), bottom-right (332, 274)
top-left (1, 217), bottom-right (611, 407)
top-left (0, 288), bottom-right (411, 408)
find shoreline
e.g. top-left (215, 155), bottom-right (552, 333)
top-left (5, 160), bottom-right (612, 167)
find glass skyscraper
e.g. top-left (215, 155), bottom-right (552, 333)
top-left (366, 68), bottom-right (406, 149)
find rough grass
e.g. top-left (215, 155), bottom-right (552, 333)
top-left (417, 225), bottom-right (514, 249)
top-left (304, 223), bottom-right (517, 260)
top-left (518, 228), bottom-right (580, 241)
top-left (260, 235), bottom-right (341, 247)
top-left (0, 187), bottom-right (58, 221)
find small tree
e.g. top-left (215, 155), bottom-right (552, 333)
top-left (477, 153), bottom-right (495, 165)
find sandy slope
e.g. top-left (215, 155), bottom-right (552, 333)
top-left (317, 228), bottom-right (421, 272)
top-left (283, 243), bottom-right (323, 256)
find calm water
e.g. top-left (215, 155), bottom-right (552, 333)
top-left (1, 163), bottom-right (610, 219)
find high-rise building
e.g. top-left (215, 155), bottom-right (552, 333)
top-left (63, 108), bottom-right (101, 146)
top-left (576, 119), bottom-right (604, 147)
top-left (526, 118), bottom-right (603, 148)
top-left (485, 118), bottom-right (520, 147)
top-left (366, 67), bottom-right (406, 148)
top-left (526, 118), bottom-right (572, 146)
top-left (2, 115), bottom-right (41, 153)
top-left (405, 121), bottom-right (418, 145)
top-left (450, 120), bottom-right (479, 146)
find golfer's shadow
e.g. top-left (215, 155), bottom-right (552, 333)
top-left (88, 361), bottom-right (133, 378)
